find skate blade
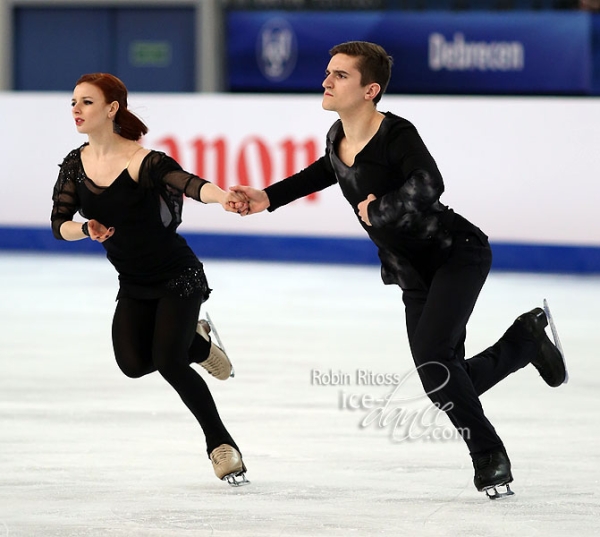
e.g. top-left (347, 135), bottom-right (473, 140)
top-left (205, 312), bottom-right (235, 378)
top-left (484, 483), bottom-right (514, 500)
top-left (542, 299), bottom-right (569, 384)
top-left (223, 471), bottom-right (250, 487)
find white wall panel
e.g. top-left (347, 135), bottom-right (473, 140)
top-left (1, 93), bottom-right (598, 246)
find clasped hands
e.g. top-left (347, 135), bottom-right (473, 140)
top-left (224, 185), bottom-right (377, 226)
top-left (222, 185), bottom-right (269, 217)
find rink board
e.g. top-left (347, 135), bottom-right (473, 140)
top-left (2, 227), bottom-right (599, 274)
top-left (1, 93), bottom-right (598, 273)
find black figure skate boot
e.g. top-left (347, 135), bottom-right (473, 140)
top-left (472, 448), bottom-right (514, 500)
top-left (515, 302), bottom-right (568, 387)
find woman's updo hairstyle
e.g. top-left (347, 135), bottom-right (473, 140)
top-left (76, 73), bottom-right (149, 141)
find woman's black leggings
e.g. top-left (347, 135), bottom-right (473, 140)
top-left (111, 292), bottom-right (238, 455)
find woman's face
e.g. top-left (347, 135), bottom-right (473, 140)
top-left (71, 82), bottom-right (116, 135)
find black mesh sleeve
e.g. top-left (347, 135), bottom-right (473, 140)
top-left (138, 151), bottom-right (211, 232)
top-left (50, 150), bottom-right (82, 240)
top-left (142, 151), bottom-right (209, 201)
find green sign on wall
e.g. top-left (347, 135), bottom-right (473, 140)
top-left (129, 41), bottom-right (172, 67)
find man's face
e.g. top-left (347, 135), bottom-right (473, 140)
top-left (322, 54), bottom-right (372, 113)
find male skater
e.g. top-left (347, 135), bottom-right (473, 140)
top-left (229, 41), bottom-right (567, 498)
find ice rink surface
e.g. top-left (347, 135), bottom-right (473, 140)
top-left (0, 252), bottom-right (599, 537)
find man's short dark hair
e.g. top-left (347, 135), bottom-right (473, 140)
top-left (329, 41), bottom-right (394, 105)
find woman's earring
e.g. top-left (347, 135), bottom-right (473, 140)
top-left (113, 121), bottom-right (122, 134)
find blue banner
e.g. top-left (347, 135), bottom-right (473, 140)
top-left (227, 11), bottom-right (592, 94)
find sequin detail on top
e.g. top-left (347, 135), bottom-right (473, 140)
top-left (58, 146), bottom-right (88, 186)
top-left (166, 266), bottom-right (212, 301)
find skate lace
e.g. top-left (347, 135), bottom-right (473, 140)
top-left (204, 347), bottom-right (230, 375)
top-left (211, 445), bottom-right (231, 465)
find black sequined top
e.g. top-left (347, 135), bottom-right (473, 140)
top-left (265, 112), bottom-right (486, 291)
top-left (51, 143), bottom-right (212, 300)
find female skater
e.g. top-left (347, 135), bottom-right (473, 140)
top-left (50, 73), bottom-right (248, 486)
